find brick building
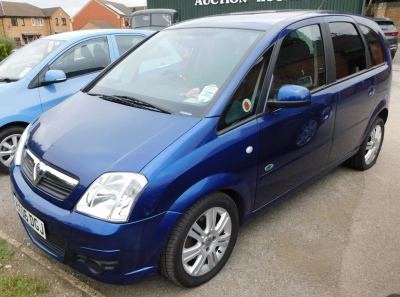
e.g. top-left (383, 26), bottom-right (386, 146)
top-left (374, 2), bottom-right (400, 32)
top-left (71, 0), bottom-right (132, 30)
top-left (0, 1), bottom-right (71, 45)
top-left (80, 20), bottom-right (118, 30)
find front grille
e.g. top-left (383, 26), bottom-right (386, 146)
top-left (22, 149), bottom-right (79, 200)
top-left (24, 222), bottom-right (66, 258)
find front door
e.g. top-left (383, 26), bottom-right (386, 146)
top-left (254, 20), bottom-right (336, 210)
top-left (38, 37), bottom-right (111, 112)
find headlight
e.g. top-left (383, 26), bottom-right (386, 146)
top-left (76, 172), bottom-right (148, 223)
top-left (14, 124), bottom-right (31, 166)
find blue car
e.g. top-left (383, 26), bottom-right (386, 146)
top-left (0, 29), bottom-right (153, 173)
top-left (10, 11), bottom-right (391, 287)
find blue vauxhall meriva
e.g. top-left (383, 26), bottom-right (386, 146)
top-left (10, 11), bottom-right (391, 287)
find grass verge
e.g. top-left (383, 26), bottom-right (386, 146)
top-left (0, 238), bottom-right (14, 264)
top-left (0, 274), bottom-right (48, 297)
top-left (0, 238), bottom-right (49, 297)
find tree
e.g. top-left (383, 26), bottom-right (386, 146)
top-left (0, 36), bottom-right (16, 56)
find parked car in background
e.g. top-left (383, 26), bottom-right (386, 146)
top-left (10, 10), bottom-right (391, 287)
top-left (0, 29), bottom-right (153, 173)
top-left (374, 17), bottom-right (398, 58)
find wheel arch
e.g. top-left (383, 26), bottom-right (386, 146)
top-left (168, 173), bottom-right (253, 226)
top-left (0, 121), bottom-right (29, 132)
top-left (377, 107), bottom-right (388, 123)
top-left (219, 188), bottom-right (246, 226)
top-left (357, 101), bottom-right (389, 147)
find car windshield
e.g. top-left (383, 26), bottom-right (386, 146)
top-left (0, 39), bottom-right (65, 81)
top-left (131, 13), bottom-right (172, 29)
top-left (88, 28), bottom-right (262, 117)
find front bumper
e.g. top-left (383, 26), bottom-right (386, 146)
top-left (10, 165), bottom-right (183, 284)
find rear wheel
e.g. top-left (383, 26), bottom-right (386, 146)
top-left (346, 117), bottom-right (384, 171)
top-left (159, 192), bottom-right (239, 287)
top-left (0, 126), bottom-right (25, 174)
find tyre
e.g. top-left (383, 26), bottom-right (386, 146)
top-left (0, 126), bottom-right (26, 174)
top-left (346, 117), bottom-right (384, 171)
top-left (159, 192), bottom-right (239, 287)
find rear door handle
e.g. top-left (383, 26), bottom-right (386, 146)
top-left (368, 86), bottom-right (375, 97)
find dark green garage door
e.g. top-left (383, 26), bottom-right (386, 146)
top-left (147, 0), bottom-right (365, 21)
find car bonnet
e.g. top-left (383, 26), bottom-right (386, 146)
top-left (25, 92), bottom-right (201, 207)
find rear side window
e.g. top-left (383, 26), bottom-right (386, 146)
top-left (329, 22), bottom-right (366, 80)
top-left (115, 35), bottom-right (145, 55)
top-left (360, 25), bottom-right (384, 66)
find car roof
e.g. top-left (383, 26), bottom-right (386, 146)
top-left (374, 17), bottom-right (394, 22)
top-left (166, 10), bottom-right (363, 31)
top-left (42, 29), bottom-right (154, 42)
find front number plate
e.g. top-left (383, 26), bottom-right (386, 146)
top-left (13, 195), bottom-right (46, 239)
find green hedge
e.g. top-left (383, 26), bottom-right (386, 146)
top-left (0, 44), bottom-right (7, 60)
top-left (0, 36), bottom-right (16, 55)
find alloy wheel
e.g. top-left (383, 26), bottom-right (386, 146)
top-left (365, 124), bottom-right (382, 165)
top-left (182, 207), bottom-right (232, 277)
top-left (0, 133), bottom-right (21, 168)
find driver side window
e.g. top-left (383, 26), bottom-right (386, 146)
top-left (49, 38), bottom-right (110, 79)
top-left (272, 24), bottom-right (326, 98)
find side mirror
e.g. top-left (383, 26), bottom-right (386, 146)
top-left (267, 85), bottom-right (311, 109)
top-left (41, 70), bottom-right (67, 86)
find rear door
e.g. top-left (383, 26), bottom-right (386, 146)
top-left (323, 16), bottom-right (387, 164)
top-left (111, 34), bottom-right (148, 56)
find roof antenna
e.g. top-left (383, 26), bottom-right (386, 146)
top-left (318, 0), bottom-right (328, 10)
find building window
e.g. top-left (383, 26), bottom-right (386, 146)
top-left (11, 17), bottom-right (18, 26)
top-left (31, 18), bottom-right (35, 26)
top-left (55, 18), bottom-right (59, 26)
top-left (62, 18), bottom-right (66, 26)
top-left (14, 37), bottom-right (21, 45)
top-left (38, 18), bottom-right (43, 26)
top-left (21, 18), bottom-right (25, 26)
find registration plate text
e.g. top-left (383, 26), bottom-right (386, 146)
top-left (13, 195), bottom-right (46, 239)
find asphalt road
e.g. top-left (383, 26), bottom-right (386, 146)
top-left (1, 54), bottom-right (400, 297)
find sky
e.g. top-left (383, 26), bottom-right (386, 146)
top-left (5, 0), bottom-right (147, 17)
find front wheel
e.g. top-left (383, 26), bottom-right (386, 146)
top-left (346, 117), bottom-right (385, 171)
top-left (159, 192), bottom-right (239, 287)
top-left (0, 126), bottom-right (25, 174)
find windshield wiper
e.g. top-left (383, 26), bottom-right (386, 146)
top-left (0, 78), bottom-right (18, 83)
top-left (93, 94), bottom-right (171, 114)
